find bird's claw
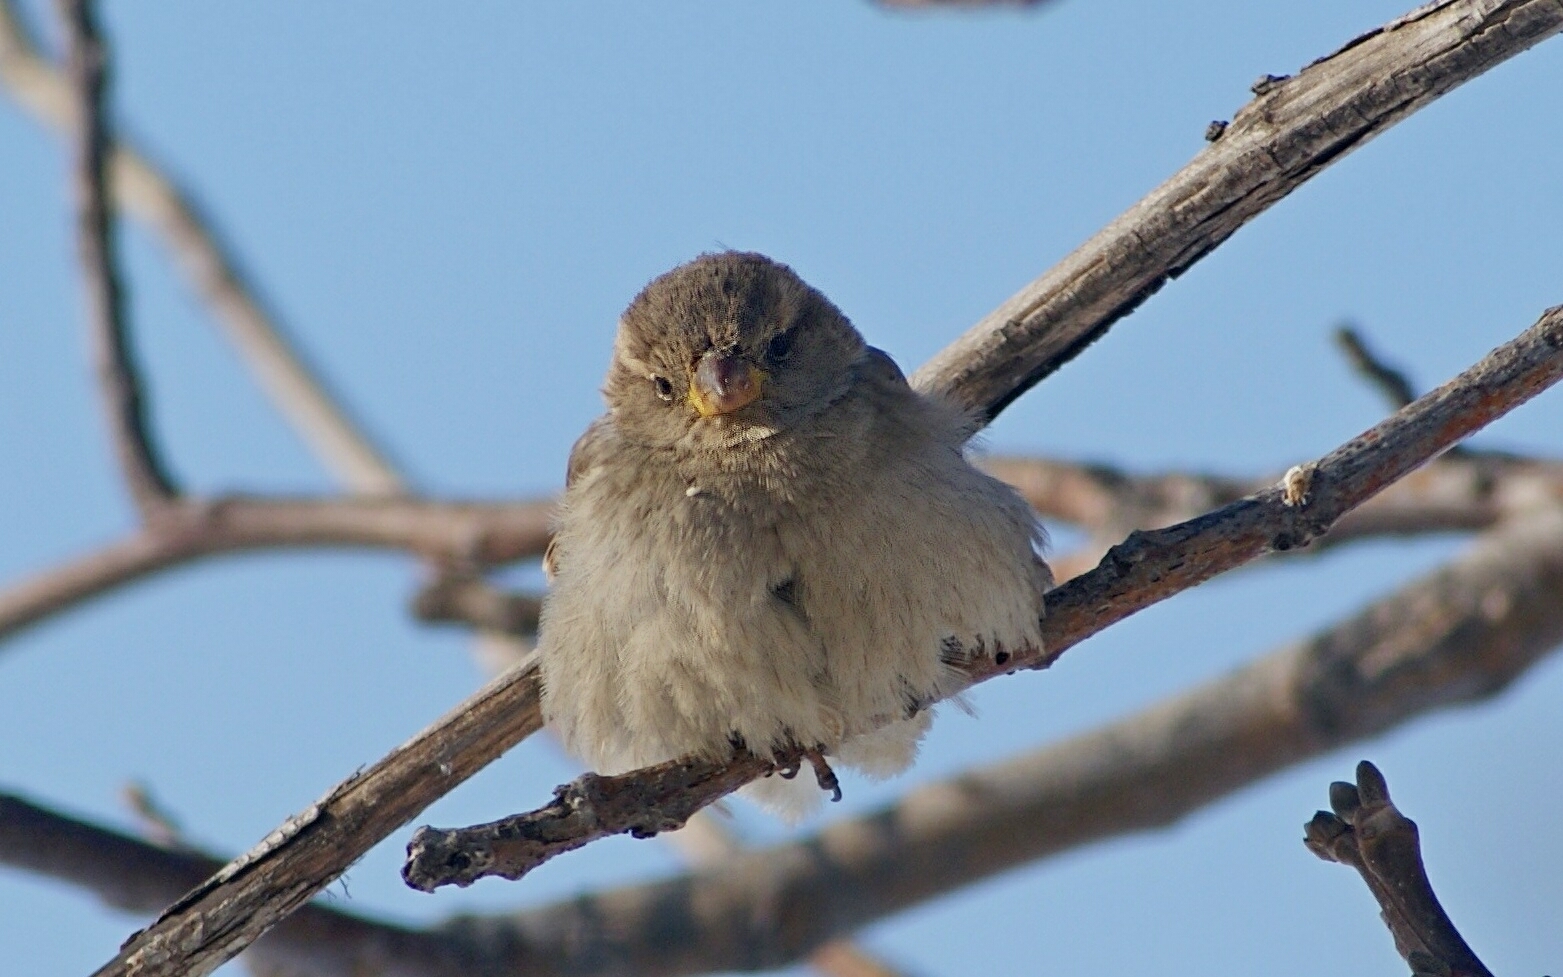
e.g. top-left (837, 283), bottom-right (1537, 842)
top-left (802, 748), bottom-right (843, 802)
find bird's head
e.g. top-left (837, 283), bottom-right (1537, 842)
top-left (604, 252), bottom-right (867, 449)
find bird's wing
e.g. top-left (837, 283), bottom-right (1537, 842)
top-left (859, 345), bottom-right (909, 387)
top-left (543, 415), bottom-right (614, 583)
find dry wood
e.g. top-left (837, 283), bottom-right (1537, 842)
top-left (912, 0), bottom-right (1563, 421)
top-left (0, 793), bottom-right (471, 977)
top-left (55, 0), bottom-right (176, 515)
top-left (0, 495), bottom-right (553, 644)
top-left (1305, 762), bottom-right (1495, 977)
top-left (1334, 326), bottom-right (1419, 410)
top-left (411, 574), bottom-right (543, 638)
top-left (988, 452), bottom-right (1563, 580)
top-left (9, 445), bottom-right (1556, 649)
top-left (12, 0), bottom-right (1544, 969)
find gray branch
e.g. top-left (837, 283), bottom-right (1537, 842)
top-left (0, 0), bottom-right (404, 495)
top-left (911, 0), bottom-right (1563, 421)
top-left (55, 0), bottom-right (177, 515)
top-left (0, 495), bottom-right (554, 645)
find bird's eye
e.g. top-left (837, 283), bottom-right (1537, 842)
top-left (652, 376), bottom-right (674, 402)
top-left (766, 330), bottom-right (795, 363)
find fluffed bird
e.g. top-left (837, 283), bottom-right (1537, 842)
top-left (538, 251), bottom-right (1050, 820)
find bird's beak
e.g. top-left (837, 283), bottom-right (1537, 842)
top-left (689, 351), bottom-right (765, 417)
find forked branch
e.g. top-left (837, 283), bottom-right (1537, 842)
top-left (1305, 762), bottom-right (1495, 977)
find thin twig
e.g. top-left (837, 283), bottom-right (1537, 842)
top-left (0, 495), bottom-right (553, 644)
top-left (911, 0), bottom-right (1563, 420)
top-left (395, 304), bottom-right (1563, 888)
top-left (1334, 324), bottom-right (1419, 410)
top-left (68, 0), bottom-right (1563, 966)
top-left (120, 782), bottom-right (186, 850)
top-left (1, 0), bottom-right (403, 495)
top-left (411, 574), bottom-right (542, 638)
top-left (56, 0), bottom-right (177, 515)
top-left (1305, 762), bottom-right (1495, 977)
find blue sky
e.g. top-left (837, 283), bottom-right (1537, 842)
top-left (2, 1), bottom-right (1561, 974)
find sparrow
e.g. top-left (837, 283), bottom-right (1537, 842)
top-left (538, 251), bottom-right (1050, 820)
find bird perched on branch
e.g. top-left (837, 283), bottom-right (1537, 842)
top-left (539, 252), bottom-right (1050, 820)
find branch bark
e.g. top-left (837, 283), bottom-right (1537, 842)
top-left (987, 452), bottom-right (1563, 580)
top-left (401, 305), bottom-right (1563, 890)
top-left (0, 793), bottom-right (474, 977)
top-left (911, 0), bottom-right (1563, 420)
top-left (55, 0), bottom-right (177, 515)
top-left (0, 495), bottom-right (553, 644)
top-left (1305, 762), bottom-right (1495, 977)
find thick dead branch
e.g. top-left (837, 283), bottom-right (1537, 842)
top-left (0, 0), bottom-right (403, 494)
top-left (59, 0), bottom-right (1563, 966)
top-left (86, 663), bottom-right (544, 977)
top-left (1305, 762), bottom-right (1495, 977)
top-left (56, 0), bottom-right (177, 514)
top-left (401, 306), bottom-right (1563, 890)
top-left (0, 495), bottom-right (552, 644)
top-left (911, 0), bottom-right (1563, 420)
top-left (0, 793), bottom-right (474, 977)
top-left (17, 502), bottom-right (1563, 976)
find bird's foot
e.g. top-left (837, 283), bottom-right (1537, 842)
top-left (802, 747), bottom-right (843, 803)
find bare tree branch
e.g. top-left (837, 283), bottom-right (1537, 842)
top-left (988, 452), bottom-right (1563, 580)
top-left (1305, 762), bottom-right (1495, 977)
top-left (0, 495), bottom-right (553, 644)
top-left (411, 574), bottom-right (543, 638)
top-left (0, 792), bottom-right (473, 977)
top-left (911, 0), bottom-right (1563, 421)
top-left (16, 499), bottom-right (1563, 976)
top-left (8, 443), bottom-right (1557, 649)
top-left (1334, 325), bottom-right (1419, 410)
top-left (402, 304), bottom-right (1563, 888)
top-left (85, 661), bottom-right (543, 977)
top-left (0, 0), bottom-right (404, 495)
top-left (55, 0), bottom-right (177, 515)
